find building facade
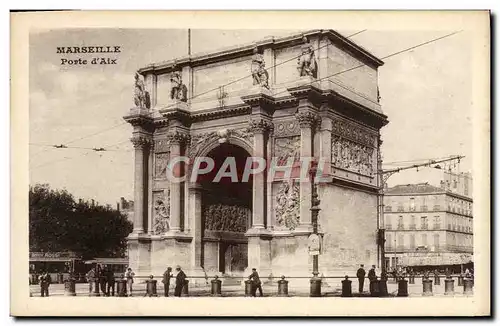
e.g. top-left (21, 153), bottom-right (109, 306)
top-left (383, 172), bottom-right (473, 270)
top-left (123, 30), bottom-right (388, 282)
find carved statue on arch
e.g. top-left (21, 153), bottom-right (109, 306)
top-left (251, 47), bottom-right (269, 89)
top-left (170, 70), bottom-right (188, 102)
top-left (134, 72), bottom-right (151, 109)
top-left (297, 37), bottom-right (318, 79)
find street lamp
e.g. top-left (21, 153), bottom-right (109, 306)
top-left (308, 160), bottom-right (322, 297)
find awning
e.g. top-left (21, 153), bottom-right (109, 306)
top-left (401, 253), bottom-right (473, 266)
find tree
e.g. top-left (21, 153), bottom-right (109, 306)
top-left (29, 184), bottom-right (133, 258)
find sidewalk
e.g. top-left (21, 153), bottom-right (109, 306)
top-left (29, 280), bottom-right (472, 298)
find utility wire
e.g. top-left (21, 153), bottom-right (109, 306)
top-left (31, 30), bottom-right (460, 171)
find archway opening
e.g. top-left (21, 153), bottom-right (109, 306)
top-left (199, 143), bottom-right (252, 276)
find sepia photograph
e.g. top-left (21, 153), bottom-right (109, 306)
top-left (10, 10), bottom-right (490, 316)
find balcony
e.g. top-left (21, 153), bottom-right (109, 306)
top-left (421, 224), bottom-right (428, 230)
top-left (385, 224), bottom-right (392, 230)
top-left (433, 204), bottom-right (441, 211)
top-left (397, 224), bottom-right (404, 230)
top-left (421, 205), bottom-right (428, 211)
top-left (433, 224), bottom-right (441, 230)
top-left (384, 206), bottom-right (392, 212)
top-left (397, 206), bottom-right (404, 212)
top-left (409, 224), bottom-right (416, 230)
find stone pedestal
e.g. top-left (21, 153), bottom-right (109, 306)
top-left (444, 278), bottom-right (455, 295)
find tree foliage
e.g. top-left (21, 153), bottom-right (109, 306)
top-left (29, 184), bottom-right (133, 259)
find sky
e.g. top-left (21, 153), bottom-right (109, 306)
top-left (29, 29), bottom-right (473, 206)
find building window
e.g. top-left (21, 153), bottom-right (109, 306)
top-left (410, 216), bottom-right (416, 229)
top-left (410, 197), bottom-right (415, 211)
top-left (386, 234), bottom-right (392, 250)
top-left (398, 234), bottom-right (404, 250)
top-left (421, 234), bottom-right (427, 247)
top-left (397, 216), bottom-right (404, 229)
top-left (433, 216), bottom-right (440, 229)
top-left (410, 234), bottom-right (416, 250)
top-left (385, 215), bottom-right (392, 230)
top-left (385, 205), bottom-right (392, 212)
top-left (421, 216), bottom-right (428, 230)
top-left (433, 234), bottom-right (440, 251)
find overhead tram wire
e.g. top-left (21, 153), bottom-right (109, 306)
top-left (32, 30), bottom-right (368, 158)
top-left (32, 30), bottom-right (459, 171)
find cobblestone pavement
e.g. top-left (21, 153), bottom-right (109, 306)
top-left (29, 279), bottom-right (472, 298)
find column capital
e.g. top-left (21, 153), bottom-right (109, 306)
top-left (130, 135), bottom-right (152, 149)
top-left (166, 130), bottom-right (190, 146)
top-left (248, 118), bottom-right (273, 134)
top-left (295, 111), bottom-right (321, 129)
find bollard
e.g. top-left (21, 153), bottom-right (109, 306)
top-left (463, 279), bottom-right (473, 295)
top-left (397, 279), bottom-right (408, 297)
top-left (379, 278), bottom-right (388, 297)
top-left (458, 275), bottom-right (464, 286)
top-left (444, 278), bottom-right (455, 295)
top-left (182, 280), bottom-right (189, 296)
top-left (89, 279), bottom-right (100, 297)
top-left (211, 276), bottom-right (222, 297)
top-left (310, 276), bottom-right (322, 297)
top-left (434, 275), bottom-right (441, 286)
top-left (244, 280), bottom-right (252, 297)
top-left (64, 278), bottom-right (76, 296)
top-left (116, 279), bottom-right (127, 297)
top-left (277, 276), bottom-right (289, 297)
top-left (341, 276), bottom-right (352, 297)
top-left (370, 280), bottom-right (380, 297)
top-left (146, 276), bottom-right (158, 297)
top-left (422, 278), bottom-right (433, 296)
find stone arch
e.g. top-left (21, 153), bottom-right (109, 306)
top-left (196, 133), bottom-right (253, 159)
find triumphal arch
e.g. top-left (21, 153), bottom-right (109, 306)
top-left (124, 30), bottom-right (388, 283)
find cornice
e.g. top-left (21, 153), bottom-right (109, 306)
top-left (137, 29), bottom-right (384, 76)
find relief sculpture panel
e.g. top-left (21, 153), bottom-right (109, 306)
top-left (274, 136), bottom-right (301, 165)
top-left (204, 203), bottom-right (249, 233)
top-left (154, 152), bottom-right (169, 178)
top-left (331, 135), bottom-right (375, 176)
top-left (152, 190), bottom-right (170, 235)
top-left (275, 181), bottom-right (300, 230)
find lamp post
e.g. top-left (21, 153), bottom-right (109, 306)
top-left (309, 160), bottom-right (322, 297)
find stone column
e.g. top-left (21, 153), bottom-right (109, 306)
top-left (295, 111), bottom-right (320, 231)
top-left (248, 118), bottom-right (273, 230)
top-left (189, 183), bottom-right (203, 270)
top-left (131, 135), bottom-right (151, 234)
top-left (166, 132), bottom-right (186, 234)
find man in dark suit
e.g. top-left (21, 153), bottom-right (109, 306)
top-left (106, 268), bottom-right (115, 296)
top-left (174, 265), bottom-right (186, 297)
top-left (162, 267), bottom-right (173, 297)
top-left (39, 271), bottom-right (51, 297)
top-left (248, 268), bottom-right (263, 297)
top-left (356, 264), bottom-right (366, 293)
top-left (368, 265), bottom-right (377, 296)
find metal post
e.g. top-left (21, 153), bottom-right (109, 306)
top-left (277, 276), bottom-right (289, 297)
top-left (211, 276), bottom-right (222, 297)
top-left (341, 276), bottom-right (352, 297)
top-left (309, 161), bottom-right (322, 297)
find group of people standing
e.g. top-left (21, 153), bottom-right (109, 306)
top-left (356, 264), bottom-right (382, 295)
top-left (161, 265), bottom-right (187, 297)
top-left (85, 265), bottom-right (118, 296)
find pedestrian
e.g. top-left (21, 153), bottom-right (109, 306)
top-left (86, 267), bottom-right (96, 294)
top-left (174, 265), bottom-right (186, 297)
top-left (39, 271), bottom-right (51, 297)
top-left (356, 264), bottom-right (366, 293)
top-left (248, 268), bottom-right (263, 297)
top-left (162, 267), bottom-right (173, 297)
top-left (99, 265), bottom-right (108, 295)
top-left (368, 265), bottom-right (377, 295)
top-left (106, 267), bottom-right (116, 296)
top-left (125, 267), bottom-right (135, 296)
